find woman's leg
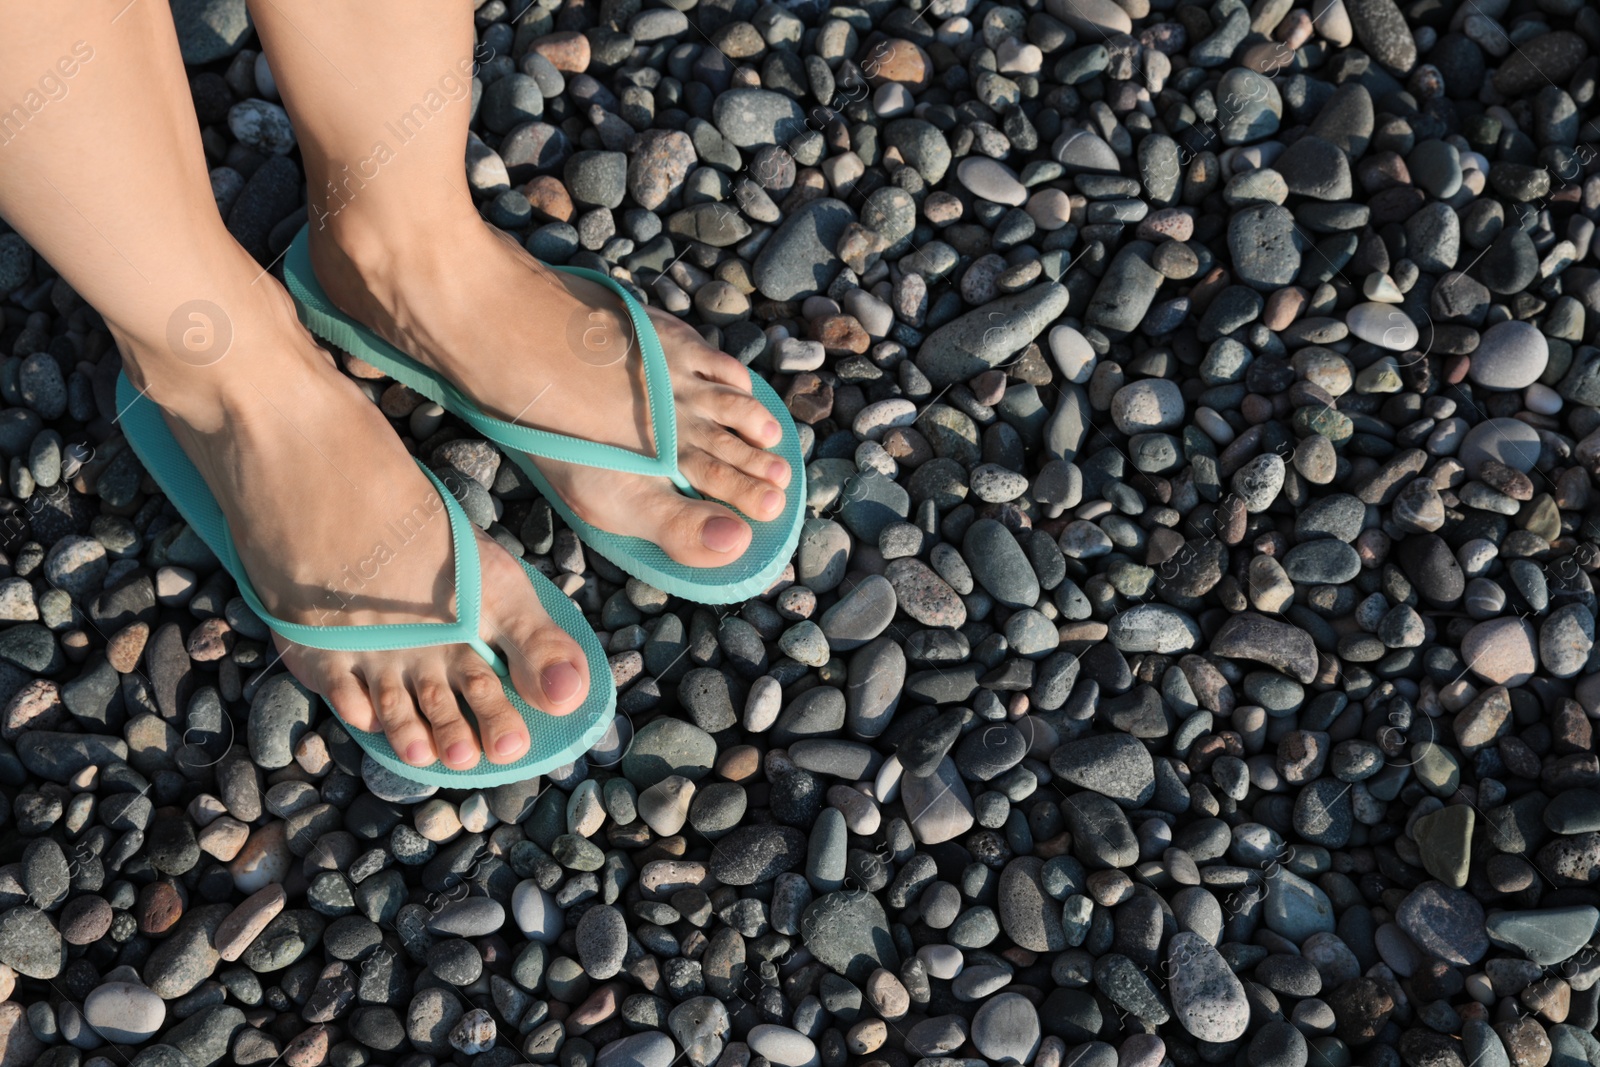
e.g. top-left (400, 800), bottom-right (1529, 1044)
top-left (0, 0), bottom-right (589, 769)
top-left (249, 0), bottom-right (792, 567)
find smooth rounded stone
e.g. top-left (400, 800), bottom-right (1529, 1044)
top-left (999, 857), bottom-right (1067, 951)
top-left (247, 672), bottom-right (314, 771)
top-left (802, 891), bottom-right (899, 984)
top-left (1413, 804), bottom-right (1474, 888)
top-left (42, 535), bottom-right (105, 599)
top-left (712, 89), bottom-right (805, 148)
top-left (1111, 379), bottom-right (1184, 434)
top-left (1045, 0), bottom-right (1132, 35)
top-left (963, 520), bottom-right (1040, 609)
top-left (1408, 139), bottom-right (1462, 199)
top-left (1396, 882), bottom-right (1489, 965)
top-left (1470, 320), bottom-right (1548, 391)
top-left (748, 1026), bottom-right (818, 1067)
top-left (622, 718), bottom-right (716, 788)
top-left (1212, 613), bottom-right (1318, 683)
top-left (885, 559), bottom-right (966, 628)
top-left (753, 198), bottom-right (852, 301)
top-left (216, 884), bottom-right (286, 962)
top-left (709, 825), bottom-right (806, 885)
top-left (954, 721), bottom-right (1028, 781)
top-left (1216, 68), bottom-right (1282, 143)
top-left (1049, 734), bottom-right (1156, 806)
top-left (836, 471), bottom-right (911, 544)
top-left (819, 575), bottom-right (897, 650)
top-left (901, 757), bottom-right (976, 845)
top-left (1264, 867), bottom-right (1336, 941)
top-left (796, 518), bottom-right (851, 593)
top-left (1231, 454), bottom-right (1285, 513)
top-left (228, 99), bottom-right (294, 155)
top-left (971, 993), bottom-right (1041, 1063)
top-left (576, 905), bottom-right (628, 980)
top-left (1542, 604), bottom-right (1595, 679)
top-left (511, 881), bottom-right (564, 944)
top-left (1230, 205), bottom-right (1301, 290)
top-left (1250, 1019), bottom-right (1310, 1067)
top-left (599, 1031), bottom-right (678, 1067)
top-left (1169, 933), bottom-right (1250, 1042)
top-left (1485, 907), bottom-right (1600, 966)
top-left (952, 964), bottom-right (1013, 1001)
top-left (1109, 604), bottom-right (1200, 654)
top-left (1050, 326), bottom-right (1096, 384)
top-left (1459, 418), bottom-right (1542, 476)
top-left (846, 637), bottom-right (904, 739)
top-left (427, 938), bottom-right (484, 986)
top-left (638, 775), bottom-right (695, 837)
top-left (915, 283), bottom-right (1070, 386)
top-left (1283, 541), bottom-right (1361, 584)
top-left (1294, 778), bottom-right (1353, 848)
top-left (0, 905), bottom-right (62, 980)
top-left (906, 1014), bottom-right (969, 1056)
top-left (83, 981), bottom-right (166, 1044)
top-left (957, 157), bottom-right (1026, 206)
top-left (1346, 302), bottom-right (1418, 351)
top-left (1461, 617), bottom-right (1538, 687)
top-left (970, 464), bottom-right (1029, 504)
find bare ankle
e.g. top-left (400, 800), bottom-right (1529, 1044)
top-left (115, 284), bottom-right (325, 430)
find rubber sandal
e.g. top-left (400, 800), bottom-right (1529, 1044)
top-left (282, 224), bottom-right (806, 605)
top-left (114, 372), bottom-right (616, 788)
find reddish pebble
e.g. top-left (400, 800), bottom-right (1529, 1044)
top-left (524, 175), bottom-right (574, 222)
top-left (529, 31), bottom-right (590, 73)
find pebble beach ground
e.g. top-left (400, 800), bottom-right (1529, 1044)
top-left (0, 0), bottom-right (1599, 1065)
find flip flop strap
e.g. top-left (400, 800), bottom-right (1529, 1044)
top-left (224, 464), bottom-right (506, 674)
top-left (447, 265), bottom-right (693, 494)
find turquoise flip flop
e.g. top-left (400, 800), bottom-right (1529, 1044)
top-left (114, 372), bottom-right (615, 788)
top-left (282, 225), bottom-right (806, 605)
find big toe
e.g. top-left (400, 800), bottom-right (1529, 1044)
top-left (648, 490), bottom-right (754, 567)
top-left (499, 618), bottom-right (591, 720)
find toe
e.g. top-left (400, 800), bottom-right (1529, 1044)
top-left (496, 618), bottom-right (590, 719)
top-left (683, 445), bottom-right (787, 521)
top-left (648, 489), bottom-right (753, 566)
top-left (455, 663), bottom-right (531, 762)
top-left (371, 671), bottom-right (436, 767)
top-left (706, 386), bottom-right (783, 448)
top-left (415, 672), bottom-right (480, 770)
top-left (703, 428), bottom-right (791, 490)
top-left (325, 673), bottom-right (378, 733)
top-left (688, 342), bottom-right (757, 393)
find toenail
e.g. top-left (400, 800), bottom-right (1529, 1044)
top-left (406, 741), bottom-right (431, 764)
top-left (761, 490), bottom-right (783, 516)
top-left (496, 732), bottom-right (526, 756)
top-left (768, 460), bottom-right (788, 485)
top-left (542, 661), bottom-right (582, 703)
top-left (447, 742), bottom-right (473, 765)
top-left (702, 516), bottom-right (746, 552)
top-left (763, 420), bottom-right (780, 441)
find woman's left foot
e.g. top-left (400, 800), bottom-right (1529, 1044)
top-left (306, 215), bottom-right (792, 569)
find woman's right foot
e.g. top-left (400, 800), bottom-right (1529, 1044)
top-left (124, 285), bottom-right (591, 770)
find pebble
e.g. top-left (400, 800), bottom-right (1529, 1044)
top-left (1470, 320), bottom-right (1548, 391)
top-left (1169, 933), bottom-right (1250, 1042)
top-left (83, 982), bottom-right (166, 1044)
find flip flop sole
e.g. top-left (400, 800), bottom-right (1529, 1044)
top-left (115, 372), bottom-right (616, 788)
top-left (284, 224), bottom-right (806, 606)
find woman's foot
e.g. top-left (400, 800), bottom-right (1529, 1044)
top-left (305, 215), bottom-right (792, 569)
top-left (127, 285), bottom-right (591, 770)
